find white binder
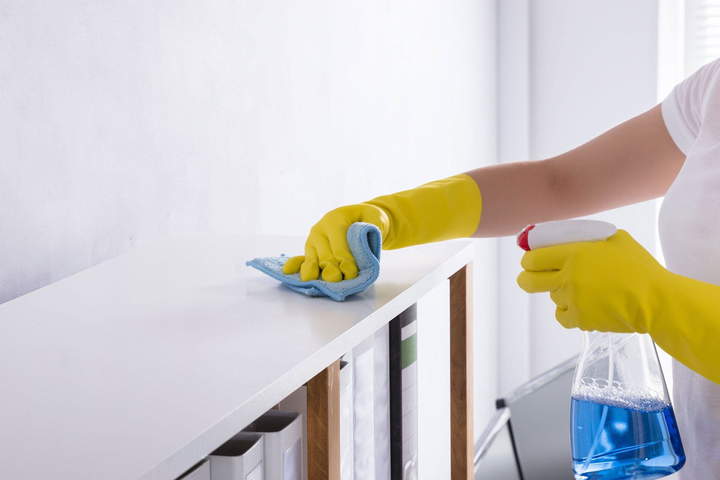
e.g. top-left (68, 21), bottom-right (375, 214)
top-left (209, 432), bottom-right (264, 480)
top-left (352, 326), bottom-right (391, 480)
top-left (244, 411), bottom-right (302, 480)
top-left (178, 459), bottom-right (211, 480)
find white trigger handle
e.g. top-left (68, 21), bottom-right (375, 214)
top-left (517, 220), bottom-right (617, 251)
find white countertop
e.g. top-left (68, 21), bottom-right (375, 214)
top-left (0, 235), bottom-right (473, 480)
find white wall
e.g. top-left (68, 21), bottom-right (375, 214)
top-left (0, 0), bottom-right (499, 469)
top-left (0, 0), bottom-right (497, 302)
top-left (496, 0), bottom-right (661, 395)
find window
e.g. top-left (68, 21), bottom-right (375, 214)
top-left (685, 0), bottom-right (720, 75)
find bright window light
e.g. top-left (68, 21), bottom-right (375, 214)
top-left (686, 0), bottom-right (720, 74)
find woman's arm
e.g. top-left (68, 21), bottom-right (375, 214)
top-left (468, 104), bottom-right (686, 237)
top-left (285, 104), bottom-right (685, 282)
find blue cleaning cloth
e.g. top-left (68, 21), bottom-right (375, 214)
top-left (246, 222), bottom-right (382, 301)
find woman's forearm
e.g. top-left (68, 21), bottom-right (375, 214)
top-left (467, 104), bottom-right (686, 237)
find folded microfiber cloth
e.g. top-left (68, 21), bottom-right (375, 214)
top-left (246, 222), bottom-right (382, 301)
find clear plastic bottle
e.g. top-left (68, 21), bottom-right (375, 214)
top-left (517, 221), bottom-right (685, 480)
top-left (571, 332), bottom-right (685, 480)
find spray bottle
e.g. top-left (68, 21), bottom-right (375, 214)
top-left (517, 220), bottom-right (685, 480)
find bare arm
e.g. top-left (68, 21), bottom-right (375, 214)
top-left (468, 104), bottom-right (686, 237)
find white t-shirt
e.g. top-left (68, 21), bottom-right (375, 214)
top-left (660, 57), bottom-right (720, 478)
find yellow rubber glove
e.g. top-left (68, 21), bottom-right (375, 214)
top-left (284, 174), bottom-right (482, 282)
top-left (517, 229), bottom-right (720, 385)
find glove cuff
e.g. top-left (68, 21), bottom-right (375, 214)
top-left (365, 174), bottom-right (482, 249)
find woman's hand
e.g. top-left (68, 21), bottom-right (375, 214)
top-left (518, 228), bottom-right (720, 384)
top-left (284, 174), bottom-right (482, 283)
top-left (282, 204), bottom-right (390, 282)
top-left (517, 230), bottom-right (668, 333)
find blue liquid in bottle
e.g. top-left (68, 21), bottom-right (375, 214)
top-left (571, 398), bottom-right (685, 480)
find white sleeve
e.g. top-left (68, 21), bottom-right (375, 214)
top-left (662, 59), bottom-right (720, 155)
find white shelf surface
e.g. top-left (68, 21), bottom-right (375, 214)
top-left (0, 235), bottom-right (473, 480)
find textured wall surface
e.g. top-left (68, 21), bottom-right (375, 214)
top-left (0, 1), bottom-right (497, 304)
